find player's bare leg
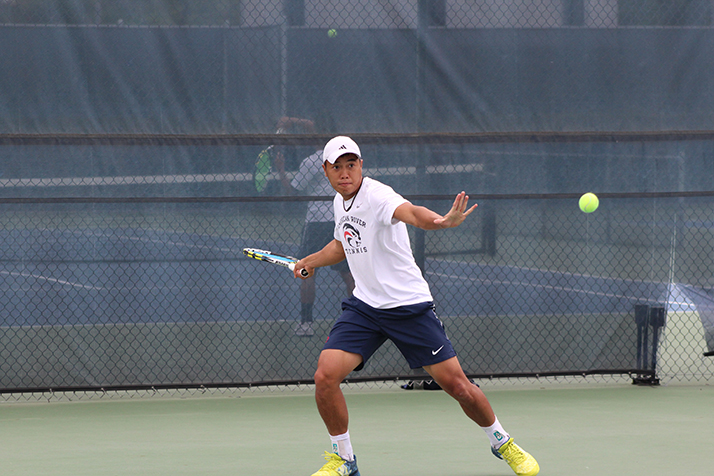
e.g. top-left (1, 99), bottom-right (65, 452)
top-left (423, 356), bottom-right (495, 426)
top-left (314, 349), bottom-right (361, 434)
top-left (424, 356), bottom-right (539, 476)
top-left (301, 275), bottom-right (317, 304)
top-left (295, 275), bottom-right (317, 336)
top-left (311, 349), bottom-right (363, 475)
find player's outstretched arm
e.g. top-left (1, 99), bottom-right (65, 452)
top-left (294, 239), bottom-right (346, 279)
top-left (394, 191), bottom-right (477, 230)
top-left (433, 191), bottom-right (478, 228)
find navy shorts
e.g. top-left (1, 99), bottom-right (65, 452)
top-left (323, 296), bottom-right (457, 371)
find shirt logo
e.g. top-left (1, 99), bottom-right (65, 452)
top-left (339, 216), bottom-right (368, 255)
top-left (343, 223), bottom-right (362, 248)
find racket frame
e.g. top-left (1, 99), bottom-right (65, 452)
top-left (243, 248), bottom-right (309, 277)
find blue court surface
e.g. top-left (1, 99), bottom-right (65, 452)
top-left (0, 228), bottom-right (675, 327)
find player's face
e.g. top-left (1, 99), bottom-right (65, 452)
top-left (323, 154), bottom-right (363, 200)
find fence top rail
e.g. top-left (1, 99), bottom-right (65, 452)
top-left (2, 130), bottom-right (714, 146)
top-left (1, 191), bottom-right (714, 205)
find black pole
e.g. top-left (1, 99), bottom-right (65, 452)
top-left (634, 304), bottom-right (649, 370)
top-left (413, 0), bottom-right (430, 273)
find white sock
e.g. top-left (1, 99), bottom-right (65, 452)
top-left (330, 431), bottom-right (354, 462)
top-left (482, 417), bottom-right (510, 449)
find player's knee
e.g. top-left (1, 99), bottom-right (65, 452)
top-left (313, 366), bottom-right (340, 389)
top-left (444, 378), bottom-right (474, 402)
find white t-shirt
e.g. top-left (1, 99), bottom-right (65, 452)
top-left (291, 150), bottom-right (334, 223)
top-left (333, 177), bottom-right (433, 309)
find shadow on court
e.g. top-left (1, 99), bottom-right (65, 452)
top-left (0, 384), bottom-right (711, 475)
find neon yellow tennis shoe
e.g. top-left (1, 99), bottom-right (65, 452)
top-left (310, 451), bottom-right (360, 476)
top-left (492, 438), bottom-right (539, 476)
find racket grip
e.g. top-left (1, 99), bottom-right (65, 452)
top-left (288, 262), bottom-right (310, 277)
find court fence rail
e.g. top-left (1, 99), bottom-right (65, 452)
top-left (2, 190), bottom-right (713, 397)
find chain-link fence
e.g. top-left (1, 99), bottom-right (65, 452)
top-left (2, 1), bottom-right (714, 394)
top-left (2, 142), bottom-right (714, 393)
top-left (1, 1), bottom-right (711, 27)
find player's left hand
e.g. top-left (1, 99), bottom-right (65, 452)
top-left (434, 191), bottom-right (478, 228)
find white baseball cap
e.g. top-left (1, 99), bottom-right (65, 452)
top-left (323, 136), bottom-right (361, 164)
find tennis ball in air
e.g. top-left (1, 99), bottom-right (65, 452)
top-left (579, 192), bottom-right (599, 213)
top-left (328, 29), bottom-right (337, 38)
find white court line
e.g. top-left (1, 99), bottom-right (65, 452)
top-left (430, 270), bottom-right (633, 300)
top-left (428, 270), bottom-right (692, 308)
top-left (0, 270), bottom-right (103, 290)
top-left (68, 228), bottom-right (237, 254)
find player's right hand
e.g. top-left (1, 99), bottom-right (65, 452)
top-left (294, 260), bottom-right (312, 279)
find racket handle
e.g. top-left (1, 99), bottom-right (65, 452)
top-left (288, 262), bottom-right (310, 277)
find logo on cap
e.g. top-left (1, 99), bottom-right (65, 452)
top-left (324, 135), bottom-right (362, 164)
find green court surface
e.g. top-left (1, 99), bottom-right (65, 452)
top-left (1, 384), bottom-right (711, 475)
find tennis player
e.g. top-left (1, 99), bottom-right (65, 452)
top-left (273, 116), bottom-right (354, 336)
top-left (293, 136), bottom-right (539, 476)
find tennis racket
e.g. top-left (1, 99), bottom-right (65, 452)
top-left (243, 248), bottom-right (309, 277)
top-left (253, 145), bottom-right (273, 193)
top-left (252, 128), bottom-right (285, 194)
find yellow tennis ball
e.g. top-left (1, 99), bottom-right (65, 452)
top-left (579, 192), bottom-right (599, 213)
top-left (328, 28), bottom-right (337, 38)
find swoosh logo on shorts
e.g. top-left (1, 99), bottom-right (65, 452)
top-left (432, 345), bottom-right (444, 355)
